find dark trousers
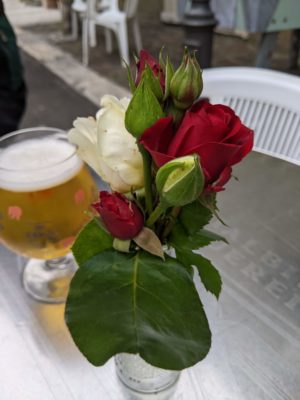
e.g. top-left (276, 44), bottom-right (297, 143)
top-left (0, 82), bottom-right (26, 136)
top-left (0, 6), bottom-right (26, 136)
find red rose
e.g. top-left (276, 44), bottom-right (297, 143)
top-left (92, 192), bottom-right (144, 240)
top-left (135, 49), bottom-right (165, 90)
top-left (140, 100), bottom-right (254, 192)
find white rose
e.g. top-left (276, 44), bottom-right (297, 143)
top-left (68, 95), bottom-right (144, 193)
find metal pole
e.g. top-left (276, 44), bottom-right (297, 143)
top-left (182, 0), bottom-right (216, 68)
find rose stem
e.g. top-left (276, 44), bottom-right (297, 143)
top-left (162, 206), bottom-right (181, 239)
top-left (138, 144), bottom-right (153, 215)
top-left (146, 202), bottom-right (165, 227)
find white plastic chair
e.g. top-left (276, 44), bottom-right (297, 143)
top-left (202, 67), bottom-right (300, 166)
top-left (71, 0), bottom-right (109, 42)
top-left (72, 0), bottom-right (142, 66)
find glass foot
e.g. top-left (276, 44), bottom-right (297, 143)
top-left (22, 254), bottom-right (77, 303)
top-left (115, 353), bottom-right (180, 397)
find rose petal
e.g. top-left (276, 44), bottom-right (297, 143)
top-left (193, 142), bottom-right (245, 183)
top-left (140, 117), bottom-right (174, 167)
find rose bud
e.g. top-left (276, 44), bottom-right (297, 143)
top-left (135, 50), bottom-right (165, 92)
top-left (156, 154), bottom-right (204, 207)
top-left (92, 191), bottom-right (144, 240)
top-left (170, 49), bottom-right (203, 110)
top-left (141, 64), bottom-right (164, 101)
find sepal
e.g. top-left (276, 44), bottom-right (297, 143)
top-left (133, 227), bottom-right (164, 259)
top-left (125, 78), bottom-right (164, 138)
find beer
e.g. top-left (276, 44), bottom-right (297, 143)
top-left (0, 136), bottom-right (97, 259)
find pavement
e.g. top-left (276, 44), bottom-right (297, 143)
top-left (20, 51), bottom-right (98, 129)
top-left (4, 0), bottom-right (129, 126)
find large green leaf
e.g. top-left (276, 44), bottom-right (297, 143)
top-left (71, 218), bottom-right (113, 265)
top-left (175, 248), bottom-right (222, 299)
top-left (65, 250), bottom-right (211, 370)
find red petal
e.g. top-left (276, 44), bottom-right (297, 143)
top-left (194, 142), bottom-right (246, 183)
top-left (140, 117), bottom-right (174, 167)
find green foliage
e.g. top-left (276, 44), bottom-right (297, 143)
top-left (175, 248), bottom-right (222, 299)
top-left (179, 199), bottom-right (214, 234)
top-left (71, 218), bottom-right (113, 265)
top-left (65, 250), bottom-right (211, 370)
top-left (168, 200), bottom-right (226, 299)
top-left (170, 223), bottom-right (228, 251)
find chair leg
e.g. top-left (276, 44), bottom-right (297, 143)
top-left (255, 32), bottom-right (278, 68)
top-left (71, 10), bottom-right (79, 40)
top-left (104, 28), bottom-right (113, 54)
top-left (117, 21), bottom-right (130, 65)
top-left (289, 29), bottom-right (300, 70)
top-left (132, 18), bottom-right (142, 53)
top-left (89, 21), bottom-right (97, 48)
top-left (82, 18), bottom-right (90, 66)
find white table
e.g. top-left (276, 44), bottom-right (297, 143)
top-left (1, 152), bottom-right (300, 399)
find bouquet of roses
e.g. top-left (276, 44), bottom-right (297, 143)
top-left (66, 49), bottom-right (253, 370)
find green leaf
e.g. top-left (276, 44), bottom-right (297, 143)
top-left (199, 194), bottom-right (228, 226)
top-left (169, 223), bottom-right (227, 251)
top-left (71, 218), bottom-right (113, 265)
top-left (179, 199), bottom-right (214, 235)
top-left (125, 79), bottom-right (164, 138)
top-left (175, 248), bottom-right (222, 299)
top-left (169, 213), bottom-right (224, 299)
top-left (65, 250), bottom-right (211, 370)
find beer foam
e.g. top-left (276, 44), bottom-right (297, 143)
top-left (0, 138), bottom-right (83, 191)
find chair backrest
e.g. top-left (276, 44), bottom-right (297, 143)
top-left (123, 0), bottom-right (139, 19)
top-left (85, 0), bottom-right (113, 17)
top-left (202, 67), bottom-right (300, 166)
top-left (87, 0), bottom-right (138, 18)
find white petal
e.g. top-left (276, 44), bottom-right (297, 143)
top-left (68, 117), bottom-right (106, 178)
top-left (76, 94), bottom-right (145, 192)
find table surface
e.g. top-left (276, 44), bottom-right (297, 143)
top-left (1, 152), bottom-right (300, 400)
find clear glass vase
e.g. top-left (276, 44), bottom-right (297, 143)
top-left (115, 353), bottom-right (180, 398)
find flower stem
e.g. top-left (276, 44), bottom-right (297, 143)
top-left (146, 202), bottom-right (165, 227)
top-left (138, 144), bottom-right (153, 215)
top-left (162, 206), bottom-right (181, 239)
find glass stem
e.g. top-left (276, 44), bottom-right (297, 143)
top-left (45, 256), bottom-right (70, 270)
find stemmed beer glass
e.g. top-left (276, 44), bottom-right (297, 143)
top-left (0, 127), bottom-right (97, 303)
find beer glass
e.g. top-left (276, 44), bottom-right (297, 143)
top-left (0, 127), bottom-right (97, 303)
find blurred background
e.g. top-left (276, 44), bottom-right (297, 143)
top-left (3, 0), bottom-right (300, 130)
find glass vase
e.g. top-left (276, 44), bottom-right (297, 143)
top-left (115, 353), bottom-right (180, 398)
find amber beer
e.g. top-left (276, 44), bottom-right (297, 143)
top-left (0, 136), bottom-right (96, 259)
